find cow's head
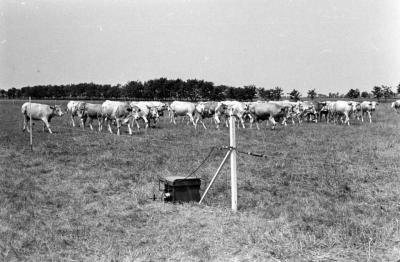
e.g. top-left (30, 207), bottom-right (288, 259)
top-left (149, 107), bottom-right (159, 120)
top-left (120, 104), bottom-right (139, 124)
top-left (370, 101), bottom-right (378, 111)
top-left (130, 105), bottom-right (141, 119)
top-left (158, 103), bottom-right (168, 116)
top-left (77, 104), bottom-right (86, 118)
top-left (280, 105), bottom-right (290, 116)
top-left (50, 105), bottom-right (64, 116)
top-left (290, 104), bottom-right (300, 115)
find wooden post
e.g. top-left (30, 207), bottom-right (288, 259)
top-left (29, 97), bottom-right (33, 151)
top-left (230, 116), bottom-right (237, 211)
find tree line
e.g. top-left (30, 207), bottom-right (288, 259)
top-left (1, 78), bottom-right (399, 102)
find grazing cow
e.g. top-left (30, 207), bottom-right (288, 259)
top-left (195, 102), bottom-right (227, 129)
top-left (329, 101), bottom-right (358, 125)
top-left (248, 102), bottom-right (290, 130)
top-left (391, 100), bottom-right (400, 113)
top-left (101, 100), bottom-right (140, 135)
top-left (67, 101), bottom-right (85, 127)
top-left (77, 102), bottom-right (103, 131)
top-left (313, 101), bottom-right (330, 122)
top-left (359, 101), bottom-right (378, 123)
top-left (142, 101), bottom-right (168, 116)
top-left (21, 102), bottom-right (64, 134)
top-left (298, 101), bottom-right (317, 123)
top-left (221, 101), bottom-right (249, 128)
top-left (130, 102), bottom-right (159, 129)
top-left (268, 101), bottom-right (300, 125)
top-left (169, 101), bottom-right (197, 127)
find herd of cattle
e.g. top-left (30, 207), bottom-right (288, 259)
top-left (20, 99), bottom-right (400, 135)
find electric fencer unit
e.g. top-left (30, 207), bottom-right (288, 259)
top-left (159, 176), bottom-right (201, 203)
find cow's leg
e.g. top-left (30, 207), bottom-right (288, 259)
top-left (42, 119), bottom-right (52, 134)
top-left (71, 114), bottom-right (76, 127)
top-left (187, 113), bottom-right (196, 128)
top-left (345, 114), bottom-right (350, 126)
top-left (80, 117), bottom-right (85, 130)
top-left (214, 114), bottom-right (221, 129)
top-left (107, 119), bottom-right (113, 134)
top-left (172, 114), bottom-right (177, 125)
top-left (23, 116), bottom-right (27, 132)
top-left (249, 116), bottom-right (254, 129)
top-left (281, 117), bottom-right (287, 126)
top-left (143, 116), bottom-right (149, 129)
top-left (269, 116), bottom-right (277, 130)
top-left (88, 117), bottom-right (93, 130)
top-left (127, 119), bottom-right (133, 135)
top-left (133, 118), bottom-right (140, 129)
top-left (239, 117), bottom-right (246, 129)
top-left (368, 111), bottom-right (372, 123)
top-left (200, 118), bottom-right (207, 129)
top-left (98, 117), bottom-right (103, 132)
top-left (116, 119), bottom-right (121, 136)
top-left (195, 115), bottom-right (206, 129)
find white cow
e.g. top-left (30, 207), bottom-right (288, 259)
top-left (101, 100), bottom-right (140, 135)
top-left (67, 101), bottom-right (85, 127)
top-left (329, 101), bottom-right (358, 125)
top-left (130, 102), bottom-right (159, 129)
top-left (195, 101), bottom-right (227, 129)
top-left (268, 101), bottom-right (300, 125)
top-left (21, 102), bottom-right (64, 134)
top-left (360, 101), bottom-right (378, 123)
top-left (221, 101), bottom-right (249, 128)
top-left (142, 101), bottom-right (168, 116)
top-left (391, 100), bottom-right (400, 113)
top-left (169, 101), bottom-right (197, 127)
top-left (298, 101), bottom-right (317, 123)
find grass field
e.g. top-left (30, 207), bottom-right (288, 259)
top-left (1, 99), bottom-right (400, 261)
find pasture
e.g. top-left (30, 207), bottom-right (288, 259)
top-left (1, 99), bottom-right (400, 261)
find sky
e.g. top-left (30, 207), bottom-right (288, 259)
top-left (1, 0), bottom-right (399, 95)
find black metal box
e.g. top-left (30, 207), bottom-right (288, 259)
top-left (159, 176), bottom-right (201, 202)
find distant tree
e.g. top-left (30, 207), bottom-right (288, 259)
top-left (272, 86), bottom-right (283, 101)
top-left (328, 92), bottom-right (339, 98)
top-left (0, 89), bottom-right (6, 98)
top-left (345, 88), bottom-right (360, 99)
top-left (288, 89), bottom-right (301, 101)
top-left (307, 89), bottom-right (317, 100)
top-left (257, 88), bottom-right (274, 100)
top-left (397, 83), bottom-right (400, 94)
top-left (242, 85), bottom-right (257, 101)
top-left (184, 79), bottom-right (200, 101)
top-left (372, 86), bottom-right (383, 101)
top-left (211, 85), bottom-right (227, 101)
top-left (382, 85), bottom-right (395, 100)
top-left (360, 91), bottom-right (370, 98)
top-left (7, 87), bottom-right (18, 98)
top-left (122, 81), bottom-right (144, 99)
